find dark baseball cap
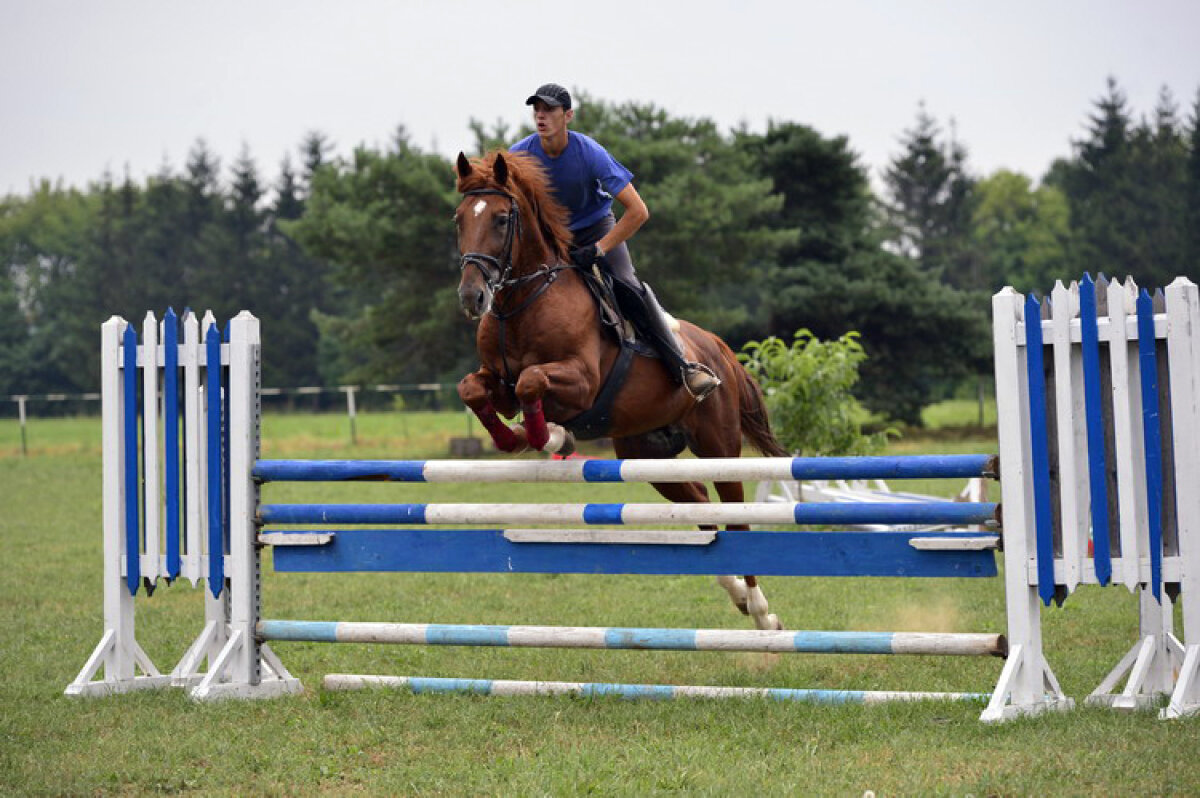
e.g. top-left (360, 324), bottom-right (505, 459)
top-left (525, 83), bottom-right (572, 110)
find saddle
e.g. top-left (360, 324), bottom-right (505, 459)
top-left (578, 266), bottom-right (658, 354)
top-left (561, 267), bottom-right (657, 439)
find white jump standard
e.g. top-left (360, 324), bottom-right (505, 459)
top-left (66, 274), bottom-right (1200, 721)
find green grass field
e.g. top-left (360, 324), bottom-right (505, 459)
top-left (3, 406), bottom-right (1199, 795)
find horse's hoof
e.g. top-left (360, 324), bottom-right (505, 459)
top-left (556, 434), bottom-right (576, 457)
top-left (544, 423), bottom-right (574, 456)
top-left (752, 613), bottom-right (780, 631)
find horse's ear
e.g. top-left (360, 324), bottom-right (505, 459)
top-left (493, 152), bottom-right (509, 186)
top-left (456, 152), bottom-right (472, 180)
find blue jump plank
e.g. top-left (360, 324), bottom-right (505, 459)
top-left (270, 529), bottom-right (999, 578)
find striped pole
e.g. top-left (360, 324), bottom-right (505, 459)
top-left (259, 620), bottom-right (1006, 657)
top-left (253, 454), bottom-right (997, 484)
top-left (259, 500), bottom-right (998, 528)
top-left (322, 674), bottom-right (989, 705)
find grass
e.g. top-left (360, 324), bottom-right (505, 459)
top-left (3, 405), bottom-right (1199, 795)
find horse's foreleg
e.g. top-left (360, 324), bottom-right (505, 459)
top-left (514, 362), bottom-right (591, 453)
top-left (457, 370), bottom-right (528, 453)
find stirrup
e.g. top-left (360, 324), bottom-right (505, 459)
top-left (682, 362), bottom-right (721, 402)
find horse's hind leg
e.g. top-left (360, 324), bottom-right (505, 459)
top-left (636, 476), bottom-right (781, 631)
top-left (713, 479), bottom-right (782, 631)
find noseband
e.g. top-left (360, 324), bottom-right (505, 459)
top-left (459, 188), bottom-right (522, 295)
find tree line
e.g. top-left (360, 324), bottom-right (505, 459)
top-left (2, 78), bottom-right (1198, 424)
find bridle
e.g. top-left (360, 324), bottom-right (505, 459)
top-left (459, 188), bottom-right (521, 296)
top-left (457, 186), bottom-right (573, 390)
top-left (458, 187), bottom-right (571, 321)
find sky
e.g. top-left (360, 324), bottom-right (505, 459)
top-left (2, 0), bottom-right (1198, 197)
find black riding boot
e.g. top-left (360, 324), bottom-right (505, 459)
top-left (613, 280), bottom-right (721, 402)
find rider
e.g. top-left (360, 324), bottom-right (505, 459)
top-left (510, 83), bottom-right (721, 401)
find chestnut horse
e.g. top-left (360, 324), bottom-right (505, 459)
top-left (454, 150), bottom-right (789, 630)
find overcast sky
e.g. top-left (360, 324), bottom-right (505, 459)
top-left (2, 0), bottom-right (1198, 197)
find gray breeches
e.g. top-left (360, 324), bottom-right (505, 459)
top-left (571, 213), bottom-right (639, 288)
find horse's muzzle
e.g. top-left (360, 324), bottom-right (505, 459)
top-left (459, 284), bottom-right (492, 320)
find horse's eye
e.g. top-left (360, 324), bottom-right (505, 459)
top-left (496, 214), bottom-right (509, 228)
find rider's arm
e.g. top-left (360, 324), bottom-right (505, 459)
top-left (595, 183), bottom-right (649, 257)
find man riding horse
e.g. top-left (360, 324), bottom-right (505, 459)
top-left (510, 83), bottom-right (721, 401)
top-left (454, 106), bottom-right (789, 629)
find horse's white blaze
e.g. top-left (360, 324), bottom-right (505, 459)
top-left (472, 199), bottom-right (487, 217)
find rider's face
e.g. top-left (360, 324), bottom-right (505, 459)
top-left (532, 101), bottom-right (572, 138)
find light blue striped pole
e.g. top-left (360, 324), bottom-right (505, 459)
top-left (322, 674), bottom-right (990, 705)
top-left (259, 620), bottom-right (1006, 657)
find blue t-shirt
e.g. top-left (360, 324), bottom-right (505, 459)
top-left (510, 131), bottom-right (633, 231)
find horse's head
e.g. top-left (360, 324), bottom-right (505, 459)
top-left (454, 150), bottom-right (571, 319)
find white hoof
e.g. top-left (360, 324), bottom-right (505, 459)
top-left (545, 423), bottom-right (574, 456)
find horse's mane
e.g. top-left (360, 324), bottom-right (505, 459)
top-left (457, 150), bottom-right (572, 263)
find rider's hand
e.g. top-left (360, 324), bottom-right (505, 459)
top-left (569, 245), bottom-right (601, 267)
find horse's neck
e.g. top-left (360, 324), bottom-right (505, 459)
top-left (515, 240), bottom-right (557, 271)
top-left (494, 242), bottom-right (585, 325)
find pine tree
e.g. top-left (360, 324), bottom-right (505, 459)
top-left (1132, 86), bottom-right (1189, 284)
top-left (272, 155), bottom-right (305, 222)
top-left (228, 145), bottom-right (264, 246)
top-left (300, 131), bottom-right (334, 195)
top-left (1186, 89), bottom-right (1200, 273)
top-left (1057, 78), bottom-right (1140, 278)
top-left (1054, 78), bottom-right (1195, 286)
top-left (882, 105), bottom-right (978, 289)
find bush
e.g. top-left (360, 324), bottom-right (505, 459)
top-left (739, 330), bottom-right (894, 456)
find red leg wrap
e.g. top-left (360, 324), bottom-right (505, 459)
top-left (476, 403), bottom-right (524, 452)
top-left (522, 399), bottom-right (549, 450)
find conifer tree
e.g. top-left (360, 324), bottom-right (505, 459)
top-left (882, 105), bottom-right (978, 289)
top-left (1186, 89), bottom-right (1200, 273)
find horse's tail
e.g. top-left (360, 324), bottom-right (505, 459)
top-left (728, 349), bottom-right (789, 458)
